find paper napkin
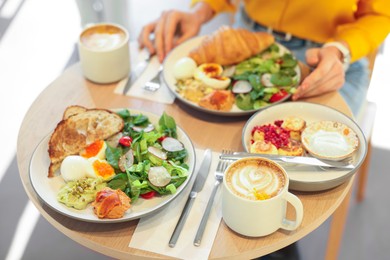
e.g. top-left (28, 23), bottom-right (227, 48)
top-left (129, 149), bottom-right (222, 260)
top-left (114, 42), bottom-right (175, 104)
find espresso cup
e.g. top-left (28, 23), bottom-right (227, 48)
top-left (78, 23), bottom-right (130, 84)
top-left (222, 157), bottom-right (303, 237)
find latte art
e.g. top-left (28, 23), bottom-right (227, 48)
top-left (226, 159), bottom-right (285, 200)
top-left (81, 25), bottom-right (127, 51)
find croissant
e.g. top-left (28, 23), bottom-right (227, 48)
top-left (188, 26), bottom-right (275, 66)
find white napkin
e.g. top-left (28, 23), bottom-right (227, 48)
top-left (129, 149), bottom-right (222, 260)
top-left (114, 42), bottom-right (176, 104)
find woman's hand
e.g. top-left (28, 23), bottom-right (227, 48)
top-left (292, 45), bottom-right (346, 100)
top-left (138, 3), bottom-right (214, 62)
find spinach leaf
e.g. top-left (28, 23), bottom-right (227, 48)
top-left (116, 109), bottom-right (131, 120)
top-left (159, 112), bottom-right (177, 138)
top-left (270, 73), bottom-right (293, 86)
top-left (105, 145), bottom-right (123, 170)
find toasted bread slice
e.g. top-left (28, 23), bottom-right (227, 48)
top-left (63, 105), bottom-right (88, 119)
top-left (48, 108), bottom-right (124, 177)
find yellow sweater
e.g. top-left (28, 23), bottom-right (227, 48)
top-left (192, 0), bottom-right (390, 62)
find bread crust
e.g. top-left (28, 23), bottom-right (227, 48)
top-left (188, 26), bottom-right (275, 66)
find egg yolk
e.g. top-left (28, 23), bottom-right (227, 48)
top-left (92, 160), bottom-right (115, 180)
top-left (81, 140), bottom-right (105, 158)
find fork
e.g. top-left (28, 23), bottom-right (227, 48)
top-left (194, 149), bottom-right (233, 246)
top-left (143, 65), bottom-right (163, 92)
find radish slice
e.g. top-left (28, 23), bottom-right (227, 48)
top-left (118, 149), bottom-right (134, 172)
top-left (222, 66), bottom-right (236, 77)
top-left (232, 80), bottom-right (253, 94)
top-left (147, 146), bottom-right (167, 160)
top-left (162, 137), bottom-right (184, 152)
top-left (261, 73), bottom-right (274, 87)
top-left (148, 166), bottom-right (171, 187)
top-left (132, 124), bottom-right (155, 133)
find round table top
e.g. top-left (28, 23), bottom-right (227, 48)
top-left (17, 63), bottom-right (354, 259)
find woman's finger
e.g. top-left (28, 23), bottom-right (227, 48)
top-left (138, 22), bottom-right (157, 54)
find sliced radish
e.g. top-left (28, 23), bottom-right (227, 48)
top-left (222, 65), bottom-right (236, 77)
top-left (118, 149), bottom-right (134, 172)
top-left (132, 124), bottom-right (155, 133)
top-left (162, 137), bottom-right (184, 152)
top-left (106, 132), bottom-right (123, 148)
top-left (232, 80), bottom-right (253, 94)
top-left (261, 73), bottom-right (274, 87)
top-left (147, 146), bottom-right (167, 160)
top-left (148, 166), bottom-right (171, 187)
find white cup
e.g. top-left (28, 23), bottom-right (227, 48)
top-left (222, 157), bottom-right (303, 237)
top-left (78, 23), bottom-right (130, 84)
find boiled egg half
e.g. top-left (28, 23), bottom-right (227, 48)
top-left (60, 155), bottom-right (115, 182)
top-left (193, 63), bottom-right (231, 89)
top-left (86, 158), bottom-right (116, 181)
top-left (79, 140), bottom-right (106, 160)
top-left (173, 57), bottom-right (197, 80)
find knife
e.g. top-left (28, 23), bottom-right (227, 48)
top-left (220, 152), bottom-right (355, 169)
top-left (168, 149), bottom-right (212, 248)
top-left (122, 53), bottom-right (152, 95)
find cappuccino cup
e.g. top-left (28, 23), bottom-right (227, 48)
top-left (222, 157), bottom-right (303, 237)
top-left (78, 23), bottom-right (130, 84)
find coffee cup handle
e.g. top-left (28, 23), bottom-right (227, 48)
top-left (280, 192), bottom-right (304, 231)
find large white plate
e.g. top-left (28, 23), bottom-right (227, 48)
top-left (163, 36), bottom-right (300, 116)
top-left (29, 109), bottom-right (196, 223)
top-left (242, 102), bottom-right (367, 191)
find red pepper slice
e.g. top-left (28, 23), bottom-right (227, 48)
top-left (119, 136), bottom-right (132, 147)
top-left (140, 191), bottom-right (156, 199)
top-left (269, 89), bottom-right (289, 103)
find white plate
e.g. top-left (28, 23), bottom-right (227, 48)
top-left (29, 109), bottom-right (196, 223)
top-left (241, 102), bottom-right (367, 191)
top-left (163, 36), bottom-right (300, 116)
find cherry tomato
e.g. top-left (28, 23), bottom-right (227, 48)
top-left (140, 191), bottom-right (156, 199)
top-left (158, 135), bottom-right (167, 142)
top-left (269, 89), bottom-right (289, 103)
top-left (119, 136), bottom-right (132, 147)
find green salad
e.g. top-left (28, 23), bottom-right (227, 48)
top-left (230, 43), bottom-right (299, 110)
top-left (105, 109), bottom-right (189, 202)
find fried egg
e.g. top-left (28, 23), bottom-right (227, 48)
top-left (80, 140), bottom-right (107, 159)
top-left (86, 158), bottom-right (116, 181)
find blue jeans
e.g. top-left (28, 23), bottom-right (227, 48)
top-left (235, 8), bottom-right (370, 117)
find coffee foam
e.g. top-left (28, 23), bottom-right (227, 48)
top-left (80, 25), bottom-right (126, 51)
top-left (225, 159), bottom-right (285, 200)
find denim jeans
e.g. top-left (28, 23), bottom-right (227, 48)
top-left (235, 8), bottom-right (370, 117)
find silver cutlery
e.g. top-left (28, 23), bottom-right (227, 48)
top-left (143, 65), bottom-right (163, 92)
top-left (168, 149), bottom-right (212, 248)
top-left (194, 150), bottom-right (233, 247)
top-left (122, 53), bottom-right (152, 95)
top-left (220, 152), bottom-right (355, 169)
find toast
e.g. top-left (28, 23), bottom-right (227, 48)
top-left (48, 107), bottom-right (124, 177)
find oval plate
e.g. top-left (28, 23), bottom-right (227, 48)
top-left (163, 36), bottom-right (300, 116)
top-left (241, 102), bottom-right (367, 191)
top-left (29, 109), bottom-right (196, 223)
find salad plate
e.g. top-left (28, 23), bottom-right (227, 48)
top-left (163, 36), bottom-right (300, 116)
top-left (29, 109), bottom-right (196, 223)
top-left (241, 102), bottom-right (367, 191)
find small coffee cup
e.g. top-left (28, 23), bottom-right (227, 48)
top-left (78, 23), bottom-right (130, 84)
top-left (222, 157), bottom-right (303, 237)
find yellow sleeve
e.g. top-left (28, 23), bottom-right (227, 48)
top-left (330, 0), bottom-right (390, 62)
top-left (191, 0), bottom-right (236, 14)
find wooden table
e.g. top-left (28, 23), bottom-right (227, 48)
top-left (17, 63), bottom-right (354, 259)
